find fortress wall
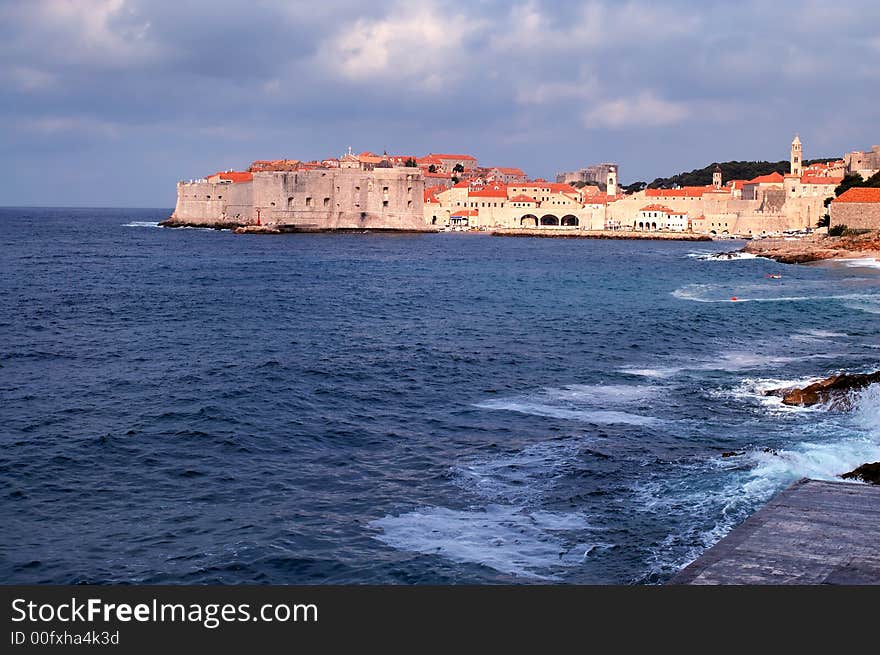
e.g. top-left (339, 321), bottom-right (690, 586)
top-left (170, 168), bottom-right (430, 231)
top-left (253, 168), bottom-right (429, 230)
top-left (170, 180), bottom-right (253, 225)
top-left (830, 202), bottom-right (880, 230)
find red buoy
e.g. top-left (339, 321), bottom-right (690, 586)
top-left (731, 296), bottom-right (738, 301)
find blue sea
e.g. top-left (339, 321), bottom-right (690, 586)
top-left (2, 207), bottom-right (879, 584)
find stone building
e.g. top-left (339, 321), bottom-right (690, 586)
top-left (169, 151), bottom-right (430, 231)
top-left (556, 163), bottom-right (617, 186)
top-left (829, 187), bottom-right (880, 230)
top-left (845, 145), bottom-right (880, 180)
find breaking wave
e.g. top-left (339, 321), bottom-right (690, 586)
top-left (639, 383), bottom-right (880, 580)
top-left (122, 221), bottom-right (161, 228)
top-left (688, 251), bottom-right (760, 261)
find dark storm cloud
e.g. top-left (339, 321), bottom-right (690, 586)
top-left (1, 0), bottom-right (878, 206)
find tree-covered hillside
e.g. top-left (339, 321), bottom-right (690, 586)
top-left (643, 158), bottom-right (840, 189)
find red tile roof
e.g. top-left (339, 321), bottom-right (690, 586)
top-left (211, 171), bottom-right (253, 183)
top-left (640, 204), bottom-right (673, 213)
top-left (513, 182), bottom-right (579, 194)
top-left (469, 183), bottom-right (507, 198)
top-left (424, 185), bottom-right (445, 203)
top-left (430, 153), bottom-right (477, 161)
top-left (747, 172), bottom-right (784, 184)
top-left (451, 209), bottom-right (479, 216)
top-left (832, 187), bottom-right (880, 203)
top-left (509, 194), bottom-right (537, 203)
top-left (800, 175), bottom-right (843, 185)
top-left (645, 187), bottom-right (706, 198)
top-left (494, 167), bottom-right (526, 176)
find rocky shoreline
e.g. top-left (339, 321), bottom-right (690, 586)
top-left (759, 372), bottom-right (880, 485)
top-left (491, 228), bottom-right (711, 241)
top-left (742, 231), bottom-right (880, 264)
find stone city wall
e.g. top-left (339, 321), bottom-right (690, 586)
top-left (169, 168), bottom-right (431, 231)
top-left (829, 202), bottom-right (880, 230)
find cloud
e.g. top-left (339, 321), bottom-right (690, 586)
top-left (583, 92), bottom-right (690, 129)
top-left (13, 0), bottom-right (162, 68)
top-left (515, 78), bottom-right (600, 106)
top-left (490, 1), bottom-right (700, 55)
top-left (318, 2), bottom-right (480, 91)
top-left (16, 116), bottom-right (121, 139)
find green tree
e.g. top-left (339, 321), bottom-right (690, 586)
top-left (428, 164), bottom-right (437, 173)
top-left (405, 157), bottom-right (417, 167)
top-left (453, 163), bottom-right (465, 174)
top-left (833, 174), bottom-right (866, 198)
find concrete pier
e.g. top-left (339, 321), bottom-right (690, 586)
top-left (671, 478), bottom-right (880, 585)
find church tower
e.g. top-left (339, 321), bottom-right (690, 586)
top-left (790, 135), bottom-right (802, 176)
top-left (606, 165), bottom-right (618, 197)
top-left (712, 164), bottom-right (722, 189)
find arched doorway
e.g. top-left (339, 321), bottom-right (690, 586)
top-left (638, 221), bottom-right (644, 230)
top-left (540, 215), bottom-right (559, 226)
top-left (521, 214), bottom-right (538, 227)
top-left (561, 215), bottom-right (578, 226)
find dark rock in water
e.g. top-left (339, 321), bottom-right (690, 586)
top-left (841, 462), bottom-right (880, 485)
top-left (765, 371), bottom-right (880, 409)
top-left (721, 451), bottom-right (743, 458)
top-left (762, 447), bottom-right (779, 456)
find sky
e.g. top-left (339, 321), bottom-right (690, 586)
top-left (1, 0), bottom-right (878, 207)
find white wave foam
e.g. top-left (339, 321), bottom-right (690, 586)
top-left (475, 384), bottom-right (660, 426)
top-left (836, 257), bottom-right (880, 270)
top-left (640, 383), bottom-right (880, 579)
top-left (622, 353), bottom-right (833, 380)
top-left (619, 367), bottom-right (684, 379)
top-left (476, 400), bottom-right (661, 426)
top-left (370, 504), bottom-right (599, 578)
top-left (122, 221), bottom-right (161, 228)
top-left (791, 329), bottom-right (848, 342)
top-left (673, 283), bottom-right (880, 305)
top-left (846, 299), bottom-right (880, 314)
top-left (452, 439), bottom-right (584, 504)
top-left (689, 251), bottom-right (759, 261)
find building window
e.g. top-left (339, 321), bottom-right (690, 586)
top-left (288, 196), bottom-right (294, 209)
top-left (383, 200), bottom-right (389, 207)
top-left (407, 200), bottom-right (413, 208)
top-left (323, 197), bottom-right (330, 207)
top-left (306, 197), bottom-right (312, 207)
top-left (383, 186), bottom-right (389, 193)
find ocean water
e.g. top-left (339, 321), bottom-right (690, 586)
top-left (2, 207), bottom-right (879, 584)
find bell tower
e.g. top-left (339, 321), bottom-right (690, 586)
top-left (712, 164), bottom-right (722, 189)
top-left (606, 165), bottom-right (618, 197)
top-left (790, 135), bottom-right (802, 176)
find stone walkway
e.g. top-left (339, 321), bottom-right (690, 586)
top-left (670, 478), bottom-right (880, 584)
